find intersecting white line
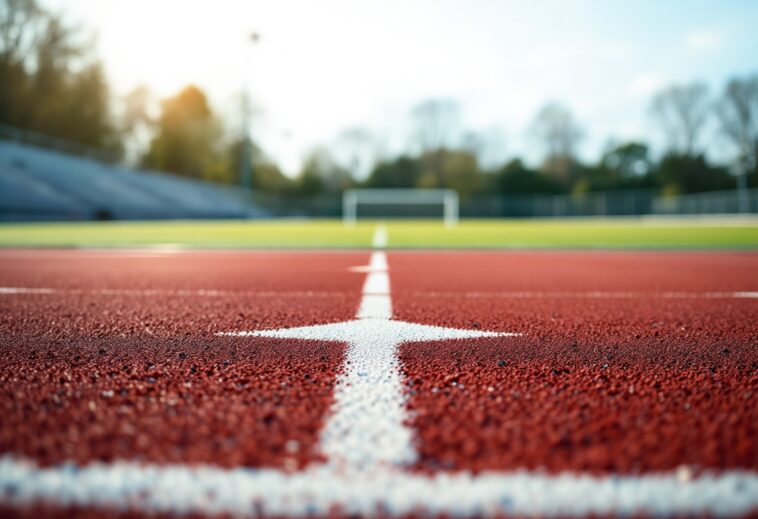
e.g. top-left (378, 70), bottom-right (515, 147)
top-left (219, 249), bottom-right (515, 471)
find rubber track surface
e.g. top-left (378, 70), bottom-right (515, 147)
top-left (0, 250), bottom-right (365, 468)
top-left (1, 250), bottom-right (757, 518)
top-left (391, 252), bottom-right (758, 474)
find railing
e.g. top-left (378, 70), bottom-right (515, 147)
top-left (0, 124), bottom-right (120, 163)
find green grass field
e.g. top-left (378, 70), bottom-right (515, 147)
top-left (1, 218), bottom-right (757, 249)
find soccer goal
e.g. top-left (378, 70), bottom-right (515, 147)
top-left (342, 188), bottom-right (459, 227)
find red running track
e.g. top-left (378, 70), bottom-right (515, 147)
top-left (391, 252), bottom-right (758, 474)
top-left (0, 249), bottom-right (757, 515)
top-left (0, 250), bottom-right (365, 469)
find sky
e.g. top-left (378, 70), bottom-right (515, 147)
top-left (47, 0), bottom-right (758, 175)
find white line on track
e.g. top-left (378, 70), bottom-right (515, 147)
top-left (3, 286), bottom-right (758, 299)
top-left (2, 458), bottom-right (757, 517)
top-left (372, 223), bottom-right (388, 248)
top-left (0, 287), bottom-right (346, 297)
top-left (408, 290), bottom-right (758, 299)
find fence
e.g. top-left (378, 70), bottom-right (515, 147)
top-left (252, 188), bottom-right (758, 219)
top-left (460, 188), bottom-right (758, 218)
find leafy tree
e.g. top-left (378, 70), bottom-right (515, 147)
top-left (574, 141), bottom-right (655, 192)
top-left (651, 153), bottom-right (734, 194)
top-left (143, 85), bottom-right (222, 179)
top-left (494, 158), bottom-right (563, 195)
top-left (417, 149), bottom-right (484, 199)
top-left (293, 168), bottom-right (325, 197)
top-left (364, 155), bottom-right (421, 188)
top-left (294, 147), bottom-right (351, 195)
top-left (0, 0), bottom-right (120, 152)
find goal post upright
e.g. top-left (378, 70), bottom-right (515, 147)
top-left (343, 190), bottom-right (358, 227)
top-left (443, 190), bottom-right (459, 228)
top-left (342, 188), bottom-right (459, 227)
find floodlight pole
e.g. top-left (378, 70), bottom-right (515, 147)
top-left (240, 32), bottom-right (259, 191)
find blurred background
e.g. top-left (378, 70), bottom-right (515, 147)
top-left (1, 0), bottom-right (757, 222)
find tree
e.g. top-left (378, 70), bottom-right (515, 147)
top-left (530, 102), bottom-right (584, 185)
top-left (651, 153), bottom-right (734, 194)
top-left (0, 0), bottom-right (40, 125)
top-left (411, 98), bottom-right (461, 186)
top-left (364, 156), bottom-right (421, 188)
top-left (574, 141), bottom-right (656, 192)
top-left (411, 98), bottom-right (460, 152)
top-left (650, 82), bottom-right (710, 157)
top-left (297, 147), bottom-right (352, 195)
top-left (716, 74), bottom-right (758, 187)
top-left (417, 149), bottom-right (484, 199)
top-left (600, 142), bottom-right (651, 179)
top-left (334, 127), bottom-right (379, 181)
top-left (0, 0), bottom-right (120, 152)
top-left (143, 85), bottom-right (222, 179)
top-left (494, 159), bottom-right (563, 195)
top-left (0, 0), bottom-right (44, 64)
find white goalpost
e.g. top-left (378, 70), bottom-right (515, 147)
top-left (342, 188), bottom-right (459, 227)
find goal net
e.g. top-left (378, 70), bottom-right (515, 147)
top-left (343, 188), bottom-right (459, 227)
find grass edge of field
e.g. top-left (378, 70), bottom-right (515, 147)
top-left (0, 218), bottom-right (757, 250)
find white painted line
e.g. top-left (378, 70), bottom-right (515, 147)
top-left (348, 251), bottom-right (388, 273)
top-left (3, 287), bottom-right (757, 300)
top-left (2, 457), bottom-right (757, 517)
top-left (0, 287), bottom-right (345, 298)
top-left (356, 294), bottom-right (392, 319)
top-left (372, 224), bottom-right (388, 248)
top-left (407, 291), bottom-right (758, 299)
top-left (0, 287), bottom-right (55, 294)
top-left (369, 250), bottom-right (388, 271)
top-left (362, 271), bottom-right (390, 295)
top-left (221, 251), bottom-right (515, 470)
top-left (732, 291), bottom-right (758, 298)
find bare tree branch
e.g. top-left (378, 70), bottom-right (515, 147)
top-left (650, 82), bottom-right (711, 156)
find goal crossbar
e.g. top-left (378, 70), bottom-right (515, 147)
top-left (343, 189), bottom-right (459, 227)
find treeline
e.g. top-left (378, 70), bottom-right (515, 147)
top-left (0, 0), bottom-right (120, 151)
top-left (2, 0), bottom-right (757, 198)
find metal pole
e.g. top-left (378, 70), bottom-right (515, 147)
top-left (240, 32), bottom-right (259, 191)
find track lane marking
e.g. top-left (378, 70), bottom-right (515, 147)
top-left (219, 250), bottom-right (513, 470)
top-left (3, 287), bottom-right (757, 299)
top-left (2, 458), bottom-right (758, 517)
top-left (0, 287), bottom-right (347, 297)
top-left (372, 224), bottom-right (388, 248)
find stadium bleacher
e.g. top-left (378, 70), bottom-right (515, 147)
top-left (0, 140), bottom-right (266, 221)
